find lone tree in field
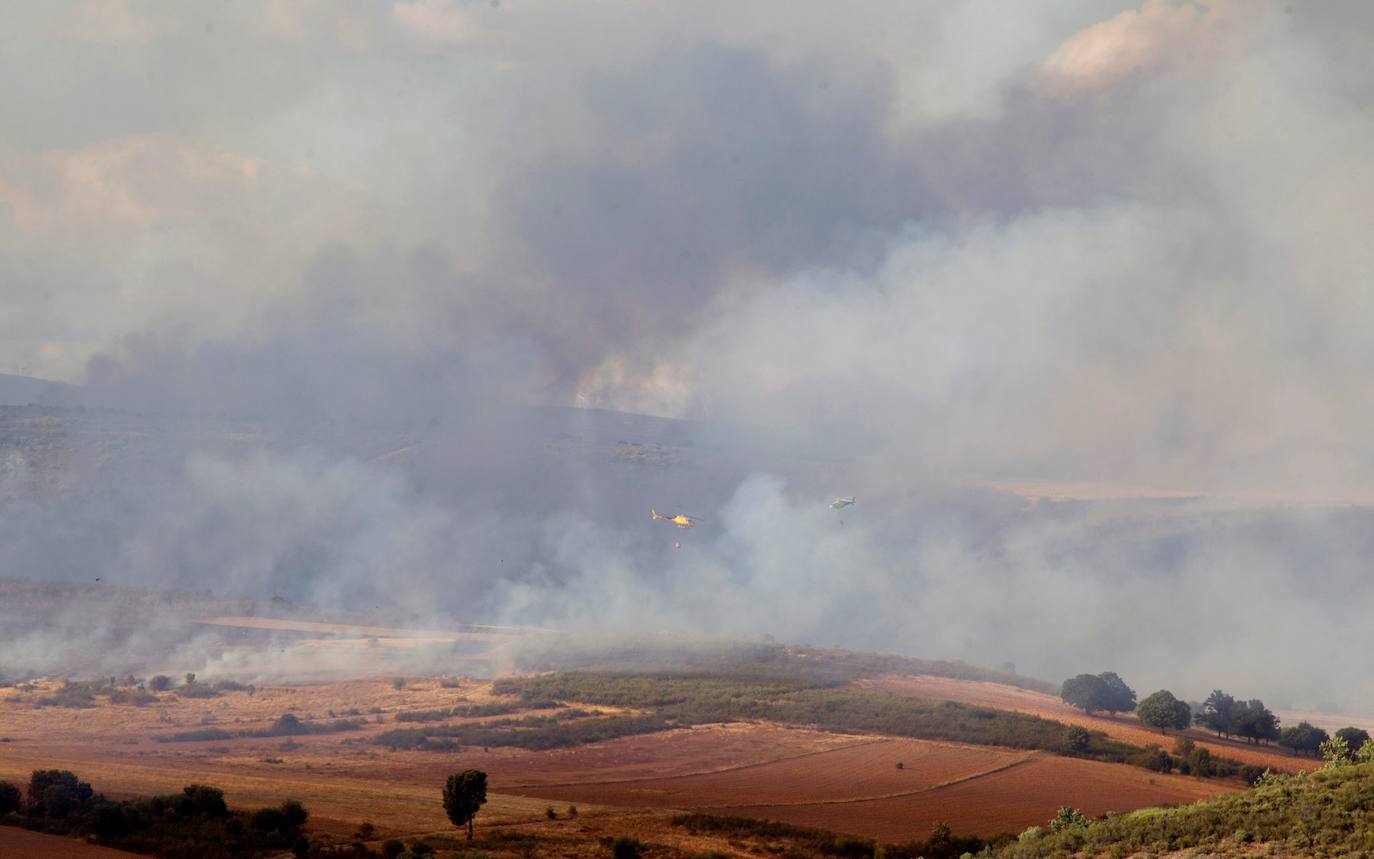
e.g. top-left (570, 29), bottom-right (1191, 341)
top-left (1137, 689), bottom-right (1192, 733)
top-left (1061, 672), bottom-right (1135, 715)
top-left (443, 769), bottom-right (487, 842)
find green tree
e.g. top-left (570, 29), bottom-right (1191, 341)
top-left (1062, 672), bottom-right (1135, 715)
top-left (1335, 727), bottom-right (1370, 755)
top-left (1099, 672), bottom-right (1137, 714)
top-left (0, 780), bottom-right (20, 815)
top-left (1050, 806), bottom-right (1088, 832)
top-left (1279, 721), bottom-right (1328, 757)
top-left (1061, 674), bottom-right (1107, 714)
top-left (1136, 690), bottom-right (1192, 733)
top-left (1321, 734), bottom-right (1353, 768)
top-left (176, 784), bottom-right (228, 817)
top-left (1062, 724), bottom-right (1091, 753)
top-left (1358, 740), bottom-right (1374, 764)
top-left (1231, 699), bottom-right (1279, 745)
top-left (27, 770), bottom-right (93, 818)
top-left (442, 769), bottom-right (487, 842)
top-left (1197, 690), bottom-right (1236, 737)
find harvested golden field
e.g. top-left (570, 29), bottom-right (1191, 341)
top-left (857, 674), bottom-right (1304, 772)
top-left (723, 753), bottom-right (1240, 841)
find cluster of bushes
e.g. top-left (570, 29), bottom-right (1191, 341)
top-left (108, 687), bottom-right (160, 706)
top-left (513, 640), bottom-right (1057, 694)
top-left (156, 729), bottom-right (236, 744)
top-left (0, 770), bottom-right (309, 858)
top-left (1158, 686), bottom-right (1370, 759)
top-left (1280, 722), bottom-right (1369, 758)
top-left (393, 699), bottom-right (559, 723)
top-left (156, 713), bottom-right (366, 743)
top-left (245, 713), bottom-right (365, 738)
top-left (490, 673), bottom-right (1139, 764)
top-left (495, 672), bottom-right (807, 710)
top-left (672, 814), bottom-right (1014, 859)
top-left (1126, 737), bottom-right (1265, 783)
top-left (29, 674), bottom-right (255, 708)
top-left (1192, 690), bottom-right (1280, 744)
top-left (995, 761), bottom-right (1374, 856)
top-left (375, 711), bottom-right (669, 752)
top-left (33, 682), bottom-right (100, 708)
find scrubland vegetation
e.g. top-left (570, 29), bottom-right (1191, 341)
top-left (672, 814), bottom-right (1010, 859)
top-left (491, 673), bottom-right (1240, 772)
top-left (514, 641), bottom-right (1057, 694)
top-left (998, 761), bottom-right (1374, 857)
top-left (19, 675), bottom-right (255, 709)
top-left (394, 699), bottom-right (559, 722)
top-left (377, 710), bottom-right (669, 751)
top-left (0, 771), bottom-right (309, 858)
top-left (156, 712), bottom-right (366, 743)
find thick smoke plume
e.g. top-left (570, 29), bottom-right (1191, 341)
top-left (3, 2), bottom-right (1374, 710)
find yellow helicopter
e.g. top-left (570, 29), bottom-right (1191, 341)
top-left (650, 509), bottom-right (696, 529)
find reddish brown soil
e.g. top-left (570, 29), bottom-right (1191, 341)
top-left (511, 738), bottom-right (1027, 808)
top-left (723, 754), bottom-right (1238, 840)
top-left (0, 827), bottom-right (139, 857)
top-left (858, 674), bottom-right (1304, 773)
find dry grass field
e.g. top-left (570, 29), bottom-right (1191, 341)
top-left (857, 674), bottom-right (1306, 772)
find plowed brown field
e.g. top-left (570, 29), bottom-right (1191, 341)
top-left (0, 827), bottom-right (139, 857)
top-left (857, 674), bottom-right (1304, 772)
top-left (723, 754), bottom-right (1238, 840)
top-left (509, 738), bottom-right (1029, 807)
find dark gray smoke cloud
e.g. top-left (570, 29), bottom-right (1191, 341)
top-left (4, 2), bottom-right (1374, 710)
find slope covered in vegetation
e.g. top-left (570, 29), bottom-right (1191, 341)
top-left (1000, 763), bottom-right (1374, 857)
top-left (489, 673), bottom-right (1160, 767)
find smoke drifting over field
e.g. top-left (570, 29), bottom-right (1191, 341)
top-left (4, 3), bottom-right (1374, 708)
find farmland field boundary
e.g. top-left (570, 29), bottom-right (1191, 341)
top-left (704, 751), bottom-right (1041, 808)
top-left (505, 734), bottom-right (886, 790)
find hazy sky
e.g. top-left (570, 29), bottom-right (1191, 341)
top-left (5, 2), bottom-right (1374, 707)
top-left (5, 1), bottom-right (1373, 495)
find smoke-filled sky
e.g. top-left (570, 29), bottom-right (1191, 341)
top-left (5, 1), bottom-right (1374, 708)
